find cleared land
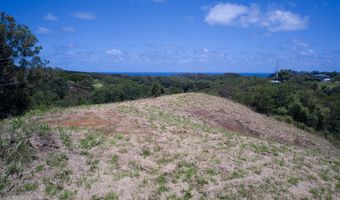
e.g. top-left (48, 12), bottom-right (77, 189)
top-left (2, 93), bottom-right (340, 199)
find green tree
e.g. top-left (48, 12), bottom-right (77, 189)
top-left (0, 12), bottom-right (43, 117)
top-left (151, 84), bottom-right (164, 97)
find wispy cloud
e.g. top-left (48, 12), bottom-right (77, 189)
top-left (62, 26), bottom-right (76, 33)
top-left (291, 39), bottom-right (316, 56)
top-left (71, 11), bottom-right (96, 20)
top-left (36, 27), bottom-right (52, 34)
top-left (204, 2), bottom-right (308, 32)
top-left (106, 49), bottom-right (123, 56)
top-left (106, 48), bottom-right (125, 62)
top-left (44, 13), bottom-right (58, 21)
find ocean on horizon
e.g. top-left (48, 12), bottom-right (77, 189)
top-left (102, 72), bottom-right (272, 78)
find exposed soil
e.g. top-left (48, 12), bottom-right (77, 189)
top-left (37, 109), bottom-right (154, 135)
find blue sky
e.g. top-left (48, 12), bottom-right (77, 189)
top-left (1, 0), bottom-right (340, 72)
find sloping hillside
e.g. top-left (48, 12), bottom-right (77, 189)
top-left (2, 93), bottom-right (340, 199)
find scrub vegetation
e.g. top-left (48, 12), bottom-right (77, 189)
top-left (1, 11), bottom-right (340, 200)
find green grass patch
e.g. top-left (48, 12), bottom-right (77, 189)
top-left (156, 175), bottom-right (169, 195)
top-left (45, 182), bottom-right (64, 196)
top-left (309, 187), bottom-right (326, 199)
top-left (228, 169), bottom-right (247, 180)
top-left (251, 143), bottom-right (274, 155)
top-left (320, 170), bottom-right (331, 182)
top-left (288, 177), bottom-right (299, 186)
top-left (111, 154), bottom-right (119, 168)
top-left (22, 182), bottom-right (39, 191)
top-left (59, 129), bottom-right (73, 149)
top-left (140, 148), bottom-right (152, 157)
top-left (80, 132), bottom-right (105, 149)
top-left (59, 190), bottom-right (76, 200)
top-left (0, 119), bottom-right (52, 193)
top-left (104, 191), bottom-right (119, 200)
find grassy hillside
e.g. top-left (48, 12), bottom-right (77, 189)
top-left (1, 93), bottom-right (339, 199)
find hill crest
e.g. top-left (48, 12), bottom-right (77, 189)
top-left (3, 93), bottom-right (340, 199)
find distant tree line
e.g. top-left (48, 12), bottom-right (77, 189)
top-left (1, 12), bottom-right (340, 144)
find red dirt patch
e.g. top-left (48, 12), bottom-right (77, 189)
top-left (38, 109), bottom-right (153, 135)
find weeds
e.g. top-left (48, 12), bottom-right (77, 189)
top-left (59, 190), bottom-right (76, 200)
top-left (45, 181), bottom-right (64, 196)
top-left (320, 170), bottom-right (331, 182)
top-left (288, 177), bottom-right (299, 186)
top-left (156, 175), bottom-right (169, 195)
top-left (59, 129), bottom-right (73, 149)
top-left (0, 118), bottom-right (51, 194)
top-left (46, 153), bottom-right (68, 168)
top-left (104, 191), bottom-right (119, 200)
top-left (80, 132), bottom-right (105, 149)
top-left (111, 154), bottom-right (119, 168)
top-left (22, 182), bottom-right (38, 191)
top-left (228, 169), bottom-right (247, 180)
top-left (141, 148), bottom-right (152, 157)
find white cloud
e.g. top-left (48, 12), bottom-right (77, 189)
top-left (291, 39), bottom-right (316, 56)
top-left (44, 13), bottom-right (58, 21)
top-left (71, 12), bottom-right (96, 20)
top-left (106, 49), bottom-right (125, 63)
top-left (106, 49), bottom-right (122, 56)
top-left (36, 27), bottom-right (51, 34)
top-left (62, 26), bottom-right (76, 33)
top-left (205, 3), bottom-right (248, 25)
top-left (204, 2), bottom-right (308, 32)
top-left (264, 10), bottom-right (308, 32)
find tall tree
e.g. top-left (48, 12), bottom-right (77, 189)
top-left (0, 12), bottom-right (43, 118)
top-left (151, 84), bottom-right (164, 97)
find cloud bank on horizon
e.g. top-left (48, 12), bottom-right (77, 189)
top-left (1, 0), bottom-right (339, 72)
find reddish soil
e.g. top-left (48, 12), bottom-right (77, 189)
top-left (38, 109), bottom-right (153, 135)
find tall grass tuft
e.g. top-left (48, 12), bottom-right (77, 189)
top-left (0, 118), bottom-right (51, 194)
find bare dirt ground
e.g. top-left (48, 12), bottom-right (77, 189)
top-left (4, 93), bottom-right (340, 200)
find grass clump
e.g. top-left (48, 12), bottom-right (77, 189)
top-left (140, 148), bottom-right (152, 157)
top-left (111, 154), bottom-right (119, 168)
top-left (287, 177), bottom-right (299, 186)
top-left (80, 132), bottom-right (105, 149)
top-left (46, 153), bottom-right (68, 168)
top-left (309, 187), bottom-right (326, 199)
top-left (251, 143), bottom-right (271, 155)
top-left (59, 189), bottom-right (76, 200)
top-left (55, 169), bottom-right (72, 183)
top-left (59, 129), bottom-right (73, 149)
top-left (320, 170), bottom-right (331, 182)
top-left (0, 118), bottom-right (51, 194)
top-left (22, 182), bottom-right (39, 191)
top-left (104, 191), bottom-right (119, 200)
top-left (156, 175), bottom-right (169, 195)
top-left (336, 182), bottom-right (340, 190)
top-left (45, 182), bottom-right (64, 196)
top-left (228, 169), bottom-right (247, 180)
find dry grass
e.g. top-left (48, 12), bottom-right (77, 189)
top-left (3, 93), bottom-right (339, 200)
